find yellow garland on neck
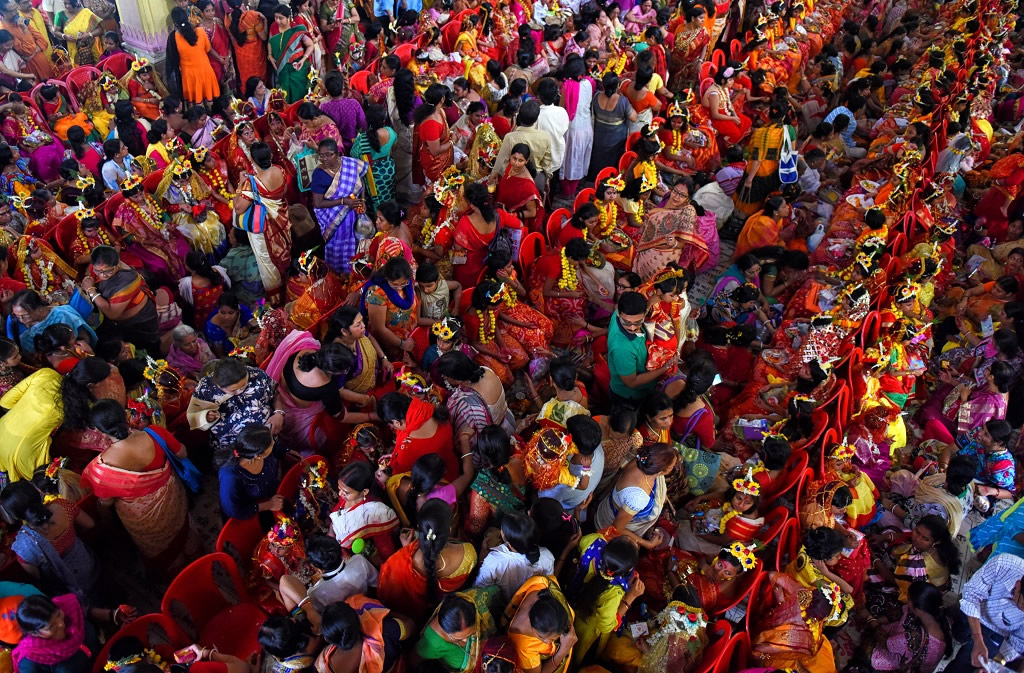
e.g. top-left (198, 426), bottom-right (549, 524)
top-left (476, 308), bottom-right (497, 343)
top-left (671, 129), bottom-right (683, 154)
top-left (595, 200), bottom-right (617, 239)
top-left (719, 502), bottom-right (741, 534)
top-left (558, 248), bottom-right (579, 291)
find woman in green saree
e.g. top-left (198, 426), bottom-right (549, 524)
top-left (268, 4), bottom-right (314, 103)
top-left (412, 588), bottom-right (500, 672)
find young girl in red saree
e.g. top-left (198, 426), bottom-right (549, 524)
top-left (462, 279), bottom-right (529, 387)
top-left (528, 238), bottom-right (591, 347)
top-left (485, 251), bottom-right (554, 356)
top-left (643, 268), bottom-right (688, 371)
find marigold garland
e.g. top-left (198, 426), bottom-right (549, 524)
top-left (557, 248), bottom-right (579, 291)
top-left (200, 167), bottom-right (233, 209)
top-left (670, 129), bottom-right (684, 154)
top-left (26, 259), bottom-right (54, 295)
top-left (476, 308), bottom-right (497, 343)
top-left (77, 226), bottom-right (112, 256)
top-left (128, 196), bottom-right (170, 240)
top-left (595, 200), bottom-right (618, 239)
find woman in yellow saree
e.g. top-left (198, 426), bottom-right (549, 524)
top-left (750, 572), bottom-right (845, 673)
top-left (506, 575), bottom-right (576, 673)
top-left (454, 14), bottom-right (490, 91)
top-left (54, 0), bottom-right (102, 66)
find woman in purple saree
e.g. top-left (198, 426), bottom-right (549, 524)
top-left (310, 139), bottom-right (368, 275)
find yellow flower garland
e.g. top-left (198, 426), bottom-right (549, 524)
top-left (200, 167), bottom-right (233, 209)
top-left (476, 308), bottom-right (497, 343)
top-left (557, 248), bottom-right (579, 291)
top-left (595, 200), bottom-right (617, 239)
top-left (671, 129), bottom-right (683, 154)
top-left (76, 227), bottom-right (112, 256)
top-left (718, 503), bottom-right (741, 534)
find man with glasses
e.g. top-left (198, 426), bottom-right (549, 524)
top-left (607, 291), bottom-right (676, 408)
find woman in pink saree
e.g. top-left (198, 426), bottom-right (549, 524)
top-left (263, 330), bottom-right (375, 453)
top-left (2, 102), bottom-right (65, 182)
top-left (633, 180), bottom-right (710, 280)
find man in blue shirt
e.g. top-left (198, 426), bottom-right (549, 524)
top-left (373, 0), bottom-right (393, 24)
top-left (822, 96), bottom-right (867, 158)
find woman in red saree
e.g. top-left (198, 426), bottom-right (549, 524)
top-left (528, 238), bottom-right (591, 347)
top-left (81, 399), bottom-right (197, 574)
top-left (452, 182), bottom-right (523, 288)
top-left (671, 6), bottom-right (710, 88)
top-left (463, 279), bottom-right (530, 387)
top-left (225, 120), bottom-right (260, 185)
top-left (414, 85), bottom-right (455, 186)
top-left (495, 143), bottom-right (546, 234)
top-left (225, 0), bottom-right (267, 85)
top-left (378, 498), bottom-right (477, 624)
top-left (379, 392), bottom-right (459, 480)
top-left (198, 0), bottom-right (236, 93)
top-left (701, 65), bottom-right (752, 145)
top-left (190, 146), bottom-right (234, 225)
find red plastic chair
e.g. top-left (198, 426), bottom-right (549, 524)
top-left (349, 69), bottom-right (372, 95)
top-left (458, 286), bottom-right (475, 314)
top-left (573, 187), bottom-right (595, 211)
top-left (409, 325), bottom-right (430, 364)
top-left (277, 454), bottom-right (326, 501)
top-left (594, 166), bottom-right (618, 185)
top-left (760, 450), bottom-right (809, 509)
top-left (441, 21), bottom-right (462, 52)
top-left (889, 230), bottom-right (908, 257)
top-left (103, 192), bottom-right (125, 227)
top-left (215, 517), bottom-right (265, 574)
top-left (53, 212), bottom-right (79, 258)
top-left (709, 561), bottom-right (762, 618)
top-left (392, 42), bottom-right (416, 67)
top-left (97, 52), bottom-right (133, 78)
top-left (617, 150), bottom-right (637, 175)
top-left (744, 570), bottom-right (774, 635)
top-left (161, 553), bottom-right (266, 659)
top-left (819, 427), bottom-right (841, 474)
top-left (65, 66), bottom-right (101, 100)
top-left (91, 614), bottom-right (189, 673)
top-left (142, 168), bottom-right (165, 193)
top-left (518, 231), bottom-right (546, 271)
top-left (625, 131), bottom-right (641, 151)
top-left (798, 409), bottom-right (829, 451)
top-left (774, 516), bottom-right (802, 573)
top-left (699, 61), bottom-right (716, 81)
top-left (756, 505), bottom-right (789, 547)
top-left (691, 620), bottom-right (734, 673)
top-left (857, 310), bottom-right (881, 349)
top-left (545, 208), bottom-right (570, 246)
top-left (793, 466), bottom-right (814, 520)
top-left (713, 631), bottom-right (751, 673)
top-left (699, 76), bottom-right (714, 98)
top-left (211, 134), bottom-right (231, 163)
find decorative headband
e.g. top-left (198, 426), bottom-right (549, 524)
top-left (191, 146), bottom-right (209, 163)
top-left (602, 174), bottom-right (626, 191)
top-left (731, 467), bottom-right (760, 497)
top-left (120, 174), bottom-right (143, 191)
top-left (432, 317), bottom-right (458, 341)
top-left (130, 58), bottom-right (150, 72)
top-left (74, 176), bottom-right (95, 190)
top-left (724, 541), bottom-right (757, 571)
top-left (74, 208), bottom-right (96, 221)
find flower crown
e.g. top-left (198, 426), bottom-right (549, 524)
top-left (229, 344), bottom-right (256, 359)
top-left (301, 458), bottom-right (329, 490)
top-left (44, 456), bottom-right (65, 482)
top-left (74, 208), bottom-right (96, 222)
top-left (639, 170), bottom-right (657, 193)
top-left (667, 101), bottom-right (687, 118)
top-left (74, 176), bottom-right (95, 190)
top-left (934, 217), bottom-right (958, 235)
top-left (98, 72), bottom-right (118, 89)
top-left (268, 88), bottom-right (288, 111)
top-left (731, 467), bottom-right (761, 496)
top-left (724, 541), bottom-right (757, 571)
top-left (669, 601), bottom-right (707, 637)
top-left (130, 57), bottom-right (150, 72)
top-left (602, 174), bottom-right (626, 191)
top-left (645, 122), bottom-right (661, 136)
top-left (853, 251), bottom-right (873, 272)
top-left (268, 515), bottom-right (300, 547)
top-left (432, 317), bottom-right (458, 341)
top-left (821, 580), bottom-right (845, 622)
top-left (893, 280), bottom-right (919, 303)
top-left (830, 441), bottom-right (855, 461)
top-left (143, 357), bottom-right (170, 386)
top-left (191, 146), bottom-right (209, 163)
top-left (432, 167), bottom-right (466, 208)
top-left (484, 281), bottom-right (506, 304)
top-left (396, 367), bottom-right (430, 395)
top-left (298, 248), bottom-right (319, 275)
top-left (792, 393), bottom-right (814, 405)
top-left (653, 267), bottom-right (686, 285)
top-left (761, 430), bottom-right (789, 442)
top-left (172, 162), bottom-right (192, 178)
top-left (121, 174), bottom-right (143, 191)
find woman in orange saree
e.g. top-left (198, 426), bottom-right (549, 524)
top-left (750, 572), bottom-right (844, 673)
top-left (225, 0), bottom-right (267, 85)
top-left (633, 183), bottom-right (709, 281)
top-left (462, 279), bottom-right (529, 387)
top-left (483, 253), bottom-right (554, 357)
top-left (377, 499), bottom-right (476, 624)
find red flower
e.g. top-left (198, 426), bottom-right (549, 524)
top-left (687, 613), bottom-right (698, 622)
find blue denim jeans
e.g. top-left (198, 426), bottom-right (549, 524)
top-left (946, 620), bottom-right (1005, 673)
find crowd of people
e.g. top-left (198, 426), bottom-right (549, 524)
top-left (0, 0), bottom-right (1022, 671)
